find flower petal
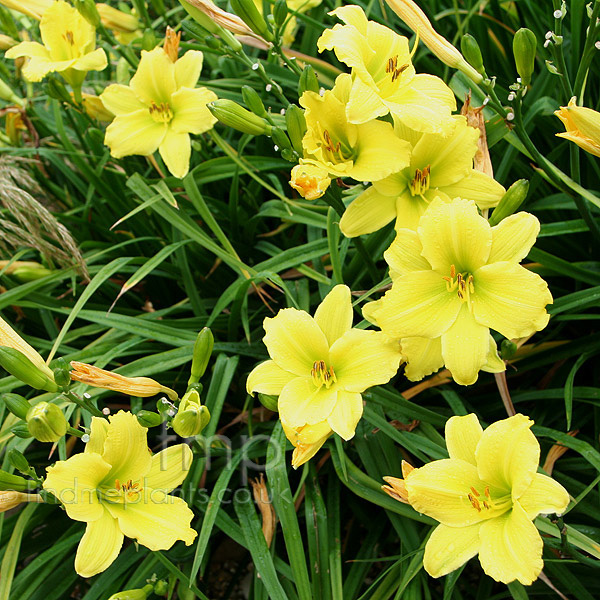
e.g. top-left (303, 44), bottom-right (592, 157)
top-left (159, 129), bottom-right (191, 178)
top-left (74, 510), bottom-right (124, 578)
top-left (418, 198), bottom-right (492, 274)
top-left (105, 110), bottom-right (166, 158)
top-left (374, 270), bottom-right (461, 339)
top-left (5, 41), bottom-right (50, 60)
top-left (445, 414), bottom-right (483, 465)
top-left (246, 360), bottom-right (296, 395)
top-left (475, 414), bottom-right (539, 500)
top-left (441, 170), bottom-right (505, 210)
top-left (100, 84), bottom-right (146, 116)
top-left (327, 390), bottom-right (363, 440)
top-left (130, 48), bottom-right (176, 104)
top-left (282, 421), bottom-right (332, 468)
top-left (170, 87), bottom-right (217, 135)
top-left (393, 190), bottom-right (429, 231)
top-left (478, 502), bottom-right (543, 585)
top-left (101, 411), bottom-right (153, 484)
top-left (278, 378), bottom-right (338, 427)
top-left (400, 336), bottom-right (444, 381)
top-left (339, 186), bottom-right (397, 238)
top-left (472, 262), bottom-right (552, 339)
top-left (40, 1), bottom-right (94, 59)
top-left (480, 336), bottom-right (506, 374)
top-left (174, 50), bottom-right (204, 88)
top-left (263, 308), bottom-right (330, 377)
top-left (441, 304), bottom-right (490, 386)
top-left (144, 444), bottom-right (193, 493)
top-left (313, 284), bottom-right (353, 346)
top-left (345, 75), bottom-right (390, 124)
top-left (106, 493), bottom-right (196, 551)
top-left (329, 329), bottom-right (401, 392)
top-left (518, 473), bottom-right (570, 519)
top-left (21, 56), bottom-right (68, 82)
top-left (488, 212), bottom-right (540, 263)
top-left (423, 523), bottom-right (481, 579)
top-left (43, 452), bottom-right (110, 522)
top-left (405, 458), bottom-right (487, 527)
top-left (71, 47), bottom-right (107, 72)
top-left (383, 228), bottom-right (428, 277)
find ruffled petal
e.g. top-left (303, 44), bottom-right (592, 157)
top-left (262, 308), bottom-right (330, 377)
top-left (517, 473), bottom-right (570, 519)
top-left (313, 285), bottom-right (354, 346)
top-left (100, 84), bottom-right (146, 116)
top-left (327, 390), bottom-right (363, 440)
top-left (400, 336), bottom-right (444, 381)
top-left (170, 87), bottom-right (217, 135)
top-left (339, 186), bottom-right (397, 237)
top-left (480, 336), bottom-right (506, 374)
top-left (85, 417), bottom-right (108, 455)
top-left (441, 170), bottom-right (505, 210)
top-left (423, 523), bottom-right (481, 578)
top-left (278, 377), bottom-right (338, 427)
top-left (329, 329), bottom-right (401, 392)
top-left (71, 48), bottom-right (107, 73)
top-left (472, 262), bottom-right (552, 339)
top-left (174, 50), bottom-right (204, 88)
top-left (130, 48), bottom-right (176, 104)
top-left (74, 510), bottom-right (123, 578)
top-left (159, 129), bottom-right (191, 178)
top-left (104, 110), bottom-right (166, 158)
top-left (345, 75), bottom-right (390, 124)
top-left (383, 228), bottom-right (429, 277)
top-left (246, 360), bottom-right (296, 395)
top-left (488, 212), bottom-right (540, 263)
top-left (475, 414), bottom-right (539, 500)
top-left (144, 444), bottom-right (193, 493)
top-left (282, 421), bottom-right (332, 468)
top-left (478, 502), bottom-right (543, 585)
top-left (445, 414), bottom-right (483, 465)
top-left (5, 41), bottom-right (50, 60)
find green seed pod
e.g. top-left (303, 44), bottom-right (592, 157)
top-left (271, 126), bottom-right (292, 151)
top-left (258, 393), bottom-right (278, 412)
top-left (2, 393), bottom-right (30, 420)
top-left (72, 0), bottom-right (101, 27)
top-left (26, 402), bottom-right (68, 443)
top-left (285, 104), bottom-right (307, 155)
top-left (189, 327), bottom-right (214, 386)
top-left (299, 65), bottom-right (319, 95)
top-left (460, 33), bottom-right (485, 75)
top-left (208, 99), bottom-right (272, 136)
top-left (242, 85), bottom-right (268, 118)
top-left (230, 0), bottom-right (274, 42)
top-left (172, 396), bottom-right (210, 438)
top-left (513, 28), bottom-right (537, 86)
top-left (273, 0), bottom-right (288, 28)
top-left (52, 357), bottom-right (71, 388)
top-left (500, 339), bottom-right (518, 360)
top-left (10, 424), bottom-right (32, 439)
top-left (142, 28), bottom-right (157, 52)
top-left (8, 449), bottom-right (30, 474)
top-left (153, 580), bottom-right (169, 596)
top-left (136, 410), bottom-right (163, 428)
top-left (488, 179), bottom-right (529, 225)
top-left (108, 585), bottom-right (154, 600)
top-left (0, 347), bottom-right (58, 392)
top-left (0, 469), bottom-right (36, 492)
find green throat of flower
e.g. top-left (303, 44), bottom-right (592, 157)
top-left (311, 360), bottom-right (337, 389)
top-left (149, 101), bottom-right (173, 124)
top-left (443, 264), bottom-right (475, 309)
top-left (319, 128), bottom-right (353, 164)
top-left (467, 485), bottom-right (512, 516)
top-left (100, 478), bottom-right (144, 504)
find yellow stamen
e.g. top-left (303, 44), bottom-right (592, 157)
top-left (149, 101), bottom-right (173, 123)
top-left (311, 360), bottom-right (337, 389)
top-left (385, 54), bottom-right (409, 82)
top-left (444, 264), bottom-right (474, 310)
top-left (63, 31), bottom-right (74, 45)
top-left (409, 165), bottom-right (430, 196)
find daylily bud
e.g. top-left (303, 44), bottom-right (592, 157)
top-left (242, 85), bottom-right (268, 118)
top-left (172, 390), bottom-right (210, 437)
top-left (461, 33), bottom-right (485, 75)
top-left (0, 77), bottom-right (22, 105)
top-left (11, 424), bottom-right (32, 439)
top-left (107, 584), bottom-right (154, 600)
top-left (271, 126), bottom-right (292, 151)
top-left (0, 35), bottom-right (18, 50)
top-left (153, 580), bottom-right (169, 596)
top-left (230, 0), bottom-right (274, 42)
top-left (116, 57), bottom-right (131, 85)
top-left (513, 28), bottom-right (537, 86)
top-left (136, 410), bottom-right (163, 427)
top-left (209, 99), bottom-right (272, 135)
top-left (298, 65), bottom-right (319, 95)
top-left (0, 347), bottom-right (58, 392)
top-left (8, 449), bottom-right (30, 473)
top-left (555, 97), bottom-right (600, 157)
top-left (80, 93), bottom-right (114, 122)
top-left (2, 393), bottom-right (31, 420)
top-left (384, 0), bottom-right (483, 83)
top-left (0, 491), bottom-right (43, 513)
top-left (69, 361), bottom-right (178, 400)
top-left (488, 179), bottom-right (529, 225)
top-left (0, 260), bottom-right (52, 281)
top-left (96, 4), bottom-right (140, 35)
top-left (0, 0), bottom-right (52, 19)
top-left (289, 163), bottom-right (331, 200)
top-left (142, 28), bottom-right (157, 51)
top-left (73, 0), bottom-right (101, 27)
top-left (46, 77), bottom-right (74, 105)
top-left (26, 402), bottom-right (68, 443)
top-left (273, 0), bottom-right (288, 28)
top-left (382, 475), bottom-right (409, 503)
top-left (500, 339), bottom-right (518, 359)
top-left (285, 104), bottom-right (306, 155)
top-left (258, 393), bottom-right (278, 412)
top-left (189, 327), bottom-right (214, 386)
top-left (52, 357), bottom-right (72, 388)
top-left (0, 469), bottom-right (36, 492)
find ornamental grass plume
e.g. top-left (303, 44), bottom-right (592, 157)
top-left (383, 413), bottom-right (570, 584)
top-left (371, 198), bottom-right (552, 385)
top-left (555, 97), bottom-right (600, 157)
top-left (317, 5), bottom-right (456, 131)
top-left (43, 411), bottom-right (196, 577)
top-left (100, 29), bottom-right (217, 179)
top-left (247, 285), bottom-right (402, 467)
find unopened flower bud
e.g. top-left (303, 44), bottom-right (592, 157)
top-left (153, 580), bottom-right (169, 596)
top-left (2, 393), bottom-right (31, 420)
top-left (26, 402), bottom-right (68, 443)
top-left (172, 390), bottom-right (210, 437)
top-left (72, 0), bottom-right (101, 27)
top-left (0, 34), bottom-right (18, 51)
top-left (0, 469), bottom-right (36, 492)
top-left (513, 28), bottom-right (537, 86)
top-left (0, 491), bottom-right (43, 513)
top-left (271, 126), bottom-right (292, 151)
top-left (555, 97), bottom-right (600, 157)
top-left (209, 100), bottom-right (272, 135)
top-left (289, 163), bottom-right (331, 200)
top-left (116, 57), bottom-right (131, 85)
top-left (500, 339), bottom-right (518, 360)
top-left (8, 449), bottom-right (30, 473)
top-left (142, 28), bottom-right (157, 51)
top-left (108, 584), bottom-right (154, 600)
top-left (273, 0), bottom-right (288, 28)
top-left (488, 179), bottom-right (529, 225)
top-left (258, 393), bottom-right (278, 412)
top-left (188, 327), bottom-right (214, 386)
top-left (230, 0), bottom-right (274, 41)
top-left (285, 104), bottom-right (306, 155)
top-left (0, 260), bottom-right (52, 281)
top-left (52, 357), bottom-right (72, 388)
top-left (45, 76), bottom-right (73, 104)
top-left (0, 347), bottom-right (58, 392)
top-left (298, 65), bottom-right (319, 95)
top-left (242, 85), bottom-right (268, 118)
top-left (11, 424), bottom-right (32, 439)
top-left (461, 33), bottom-right (485, 75)
top-left (136, 410), bottom-right (163, 428)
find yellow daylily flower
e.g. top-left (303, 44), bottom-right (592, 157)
top-left (70, 361), bottom-right (178, 401)
top-left (289, 162), bottom-right (331, 200)
top-left (371, 198), bottom-right (552, 385)
top-left (43, 411), bottom-right (196, 578)
top-left (383, 413), bottom-right (570, 584)
top-left (317, 5), bottom-right (456, 131)
top-left (5, 1), bottom-right (107, 89)
top-left (247, 285), bottom-right (402, 467)
top-left (300, 73), bottom-right (410, 182)
top-left (384, 0), bottom-right (483, 83)
top-left (555, 96), bottom-right (600, 157)
top-left (339, 116), bottom-right (505, 237)
top-left (100, 40), bottom-right (217, 179)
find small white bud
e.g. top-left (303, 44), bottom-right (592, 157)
top-left (83, 393), bottom-right (91, 399)
top-left (506, 112), bottom-right (515, 121)
top-left (553, 9), bottom-right (563, 18)
top-left (265, 84), bottom-right (272, 92)
top-left (482, 97), bottom-right (490, 106)
top-left (252, 63), bottom-right (259, 71)
top-left (274, 145), bottom-right (279, 151)
top-left (508, 92), bottom-right (515, 101)
top-left (102, 407), bottom-right (110, 415)
top-left (545, 31), bottom-right (553, 39)
top-left (319, 88), bottom-right (325, 96)
top-left (81, 434), bottom-right (90, 443)
top-left (280, 108), bottom-right (286, 115)
top-left (595, 41), bottom-right (600, 50)
top-left (544, 39), bottom-right (551, 48)
top-left (516, 77), bottom-right (522, 83)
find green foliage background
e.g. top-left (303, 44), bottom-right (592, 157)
top-left (1, 0), bottom-right (600, 598)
